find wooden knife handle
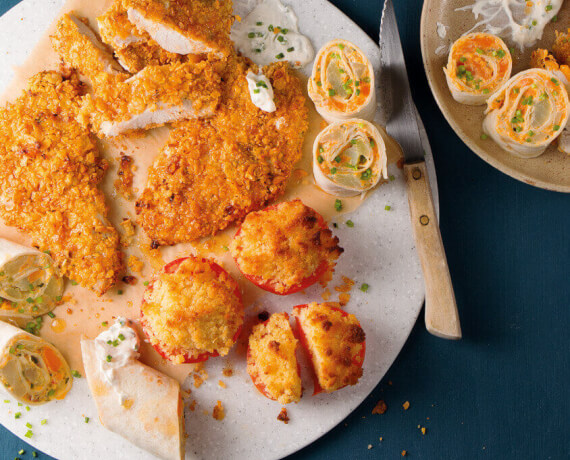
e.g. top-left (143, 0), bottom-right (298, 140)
top-left (403, 161), bottom-right (462, 340)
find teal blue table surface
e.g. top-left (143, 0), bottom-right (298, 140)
top-left (1, 0), bottom-right (569, 459)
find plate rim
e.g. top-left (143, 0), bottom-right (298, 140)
top-left (419, 0), bottom-right (570, 194)
top-left (0, 0), bottom-right (433, 459)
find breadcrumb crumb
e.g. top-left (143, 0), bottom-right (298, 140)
top-left (372, 400), bottom-right (387, 415)
top-left (277, 407), bottom-right (289, 424)
top-left (212, 400), bottom-right (225, 421)
top-left (402, 401), bottom-right (410, 410)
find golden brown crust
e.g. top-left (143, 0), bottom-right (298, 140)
top-left (141, 257), bottom-right (243, 364)
top-left (553, 29), bottom-right (570, 67)
top-left (231, 200), bottom-right (342, 293)
top-left (51, 13), bottom-right (123, 81)
top-left (0, 71), bottom-right (123, 295)
top-left (136, 57), bottom-right (309, 245)
top-left (293, 303), bottom-right (365, 392)
top-left (78, 60), bottom-right (222, 137)
top-left (98, 0), bottom-right (185, 73)
top-left (122, 0), bottom-right (234, 57)
top-left (247, 313), bottom-right (302, 404)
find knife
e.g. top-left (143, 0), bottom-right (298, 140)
top-left (380, 0), bottom-right (461, 339)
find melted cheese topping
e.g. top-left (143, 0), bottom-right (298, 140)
top-left (247, 313), bottom-right (301, 404)
top-left (230, 200), bottom-right (343, 293)
top-left (457, 0), bottom-right (563, 50)
top-left (293, 303), bottom-right (365, 393)
top-left (142, 257), bottom-right (243, 364)
top-left (445, 33), bottom-right (512, 105)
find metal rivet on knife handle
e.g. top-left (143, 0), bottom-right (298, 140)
top-left (420, 215), bottom-right (429, 226)
top-left (412, 168), bottom-right (422, 180)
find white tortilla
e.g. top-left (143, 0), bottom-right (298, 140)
top-left (81, 339), bottom-right (185, 460)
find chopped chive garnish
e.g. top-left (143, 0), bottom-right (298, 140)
top-left (84, 416), bottom-right (90, 423)
top-left (25, 430), bottom-right (33, 438)
top-left (222, 245), bottom-right (229, 251)
top-left (256, 21), bottom-right (263, 26)
top-left (346, 220), bottom-right (354, 228)
top-left (361, 168), bottom-right (372, 180)
top-left (101, 321), bottom-right (108, 327)
top-left (70, 280), bottom-right (78, 286)
top-left (287, 47), bottom-right (294, 52)
top-left (47, 312), bottom-right (55, 318)
top-left (277, 35), bottom-right (284, 42)
top-left (41, 419), bottom-right (47, 425)
top-left (143, 281), bottom-right (149, 286)
top-left (328, 89), bottom-right (336, 97)
top-left (268, 24), bottom-right (274, 31)
top-left (480, 134), bottom-right (488, 140)
top-left (106, 355), bottom-right (112, 362)
top-left (317, 155), bottom-right (324, 164)
top-left (3, 400), bottom-right (9, 403)
top-left (253, 89), bottom-right (261, 94)
top-left (360, 283), bottom-right (370, 292)
top-left (482, 88), bottom-right (490, 94)
top-left (334, 199), bottom-right (343, 212)
top-left (553, 125), bottom-right (561, 131)
top-left (546, 4), bottom-right (553, 11)
top-left (389, 175), bottom-right (395, 181)
top-left (33, 453), bottom-right (38, 458)
top-left (331, 167), bottom-right (337, 174)
top-left (26, 422), bottom-right (32, 429)
top-left (247, 32), bottom-right (255, 38)
top-left (281, 28), bottom-right (289, 34)
top-left (275, 53), bottom-right (284, 59)
top-left (25, 406), bottom-right (30, 411)
top-left (55, 296), bottom-right (62, 302)
top-left (15, 412), bottom-right (21, 419)
top-left (71, 370), bottom-right (82, 378)
top-left (18, 450), bottom-right (25, 455)
top-left (26, 298), bottom-right (33, 303)
top-left (117, 290), bottom-right (123, 295)
top-left (385, 205), bottom-right (392, 211)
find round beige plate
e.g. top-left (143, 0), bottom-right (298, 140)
top-left (421, 0), bottom-right (570, 192)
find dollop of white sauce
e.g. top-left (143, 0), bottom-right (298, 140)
top-left (457, 0), bottom-right (563, 49)
top-left (437, 22), bottom-right (448, 39)
top-left (94, 318), bottom-right (139, 403)
top-left (231, 0), bottom-right (314, 68)
top-left (246, 71), bottom-right (276, 112)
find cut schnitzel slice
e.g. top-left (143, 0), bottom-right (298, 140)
top-left (51, 13), bottom-right (124, 82)
top-left (78, 60), bottom-right (222, 137)
top-left (122, 0), bottom-right (234, 57)
top-left (136, 59), bottom-right (308, 245)
top-left (97, 0), bottom-right (183, 73)
top-left (0, 71), bottom-right (123, 295)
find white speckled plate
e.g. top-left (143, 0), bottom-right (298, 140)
top-left (421, 0), bottom-right (570, 192)
top-left (0, 1), bottom-right (438, 459)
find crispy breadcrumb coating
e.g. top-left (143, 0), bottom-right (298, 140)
top-left (141, 256), bottom-right (243, 364)
top-left (247, 313), bottom-right (302, 404)
top-left (122, 0), bottom-right (234, 57)
top-left (136, 58), bottom-right (309, 245)
top-left (98, 0), bottom-right (184, 73)
top-left (293, 303), bottom-right (365, 392)
top-left (78, 60), bottom-right (222, 137)
top-left (0, 71), bottom-right (123, 295)
top-left (51, 13), bottom-right (124, 82)
top-left (231, 200), bottom-right (343, 293)
top-left (553, 29), bottom-right (570, 66)
top-left (530, 48), bottom-right (570, 82)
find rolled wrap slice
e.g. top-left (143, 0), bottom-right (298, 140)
top-left (308, 39), bottom-right (376, 123)
top-left (0, 239), bottom-right (63, 319)
top-left (444, 33), bottom-right (512, 105)
top-left (81, 318), bottom-right (184, 460)
top-left (0, 320), bottom-right (72, 405)
top-left (313, 119), bottom-right (388, 197)
top-left (483, 68), bottom-right (570, 158)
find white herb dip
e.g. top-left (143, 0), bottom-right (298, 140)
top-left (94, 317), bottom-right (139, 403)
top-left (246, 71), bottom-right (276, 112)
top-left (232, 0), bottom-right (314, 68)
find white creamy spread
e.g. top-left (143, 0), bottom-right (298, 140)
top-left (94, 317), bottom-right (139, 403)
top-left (437, 22), bottom-right (448, 39)
top-left (231, 0), bottom-right (314, 68)
top-left (457, 0), bottom-right (563, 49)
top-left (246, 71), bottom-right (276, 112)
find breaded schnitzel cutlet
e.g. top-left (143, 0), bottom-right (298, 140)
top-left (97, 0), bottom-right (184, 74)
top-left (136, 57), bottom-right (309, 245)
top-left (0, 71), bottom-right (123, 295)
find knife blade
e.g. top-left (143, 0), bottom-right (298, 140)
top-left (380, 0), bottom-right (424, 163)
top-left (379, 0), bottom-right (462, 340)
